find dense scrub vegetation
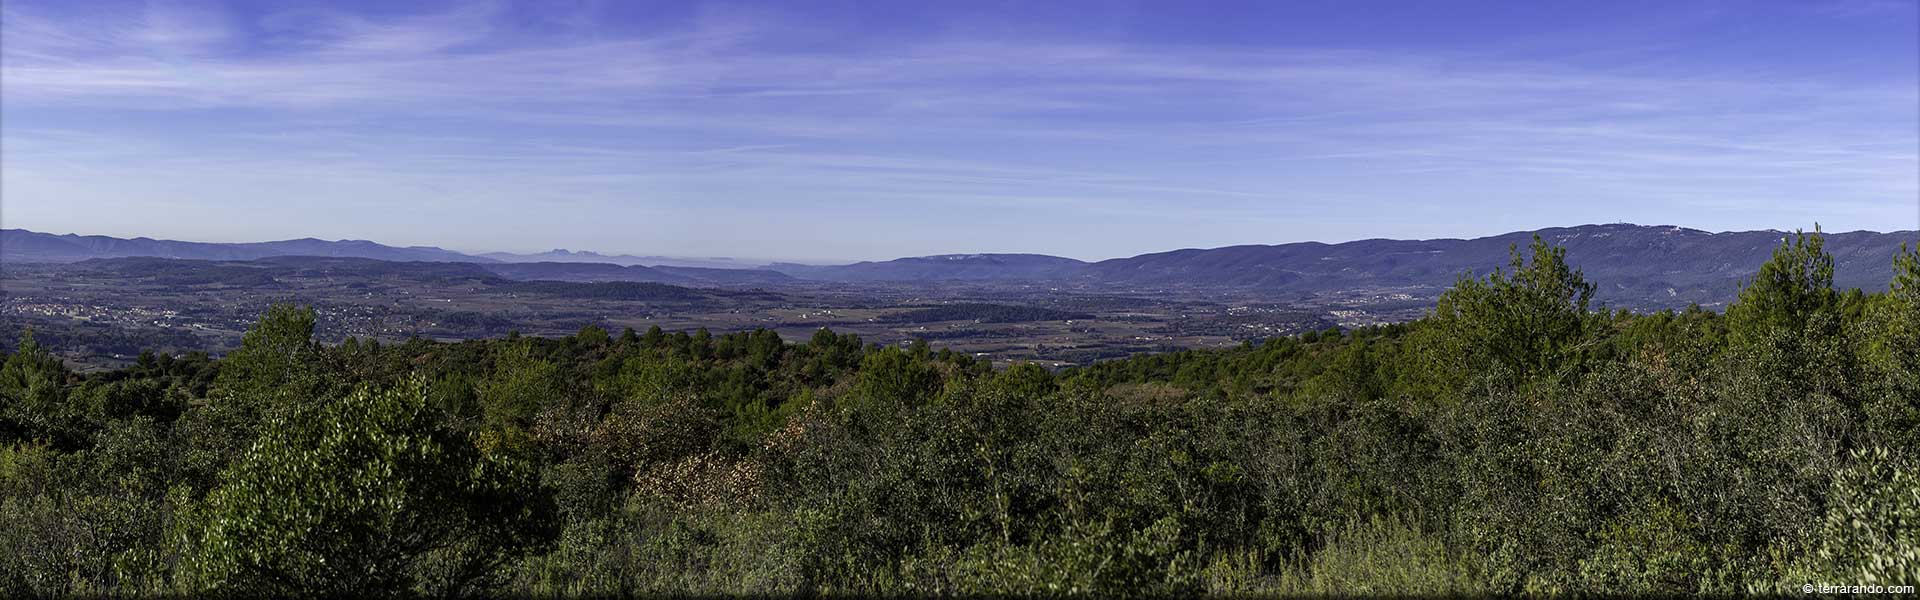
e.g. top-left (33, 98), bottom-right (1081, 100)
top-left (2, 231), bottom-right (1916, 596)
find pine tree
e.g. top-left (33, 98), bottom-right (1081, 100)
top-left (1726, 227), bottom-right (1838, 346)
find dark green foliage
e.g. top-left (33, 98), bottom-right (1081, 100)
top-left (0, 331), bottom-right (80, 446)
top-left (1786, 447), bottom-right (1920, 586)
top-left (1863, 244), bottom-right (1920, 450)
top-left (1729, 227), bottom-right (1840, 344)
top-left (182, 376), bottom-right (554, 596)
top-left (211, 304), bottom-right (321, 417)
top-left (4, 228), bottom-right (1917, 595)
top-left (1406, 234), bottom-right (1601, 398)
top-left (0, 319), bottom-right (211, 362)
top-left (1270, 514), bottom-right (1485, 595)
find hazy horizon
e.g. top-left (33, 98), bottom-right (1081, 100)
top-left (3, 0), bottom-right (1917, 262)
top-left (9, 220), bottom-right (1917, 265)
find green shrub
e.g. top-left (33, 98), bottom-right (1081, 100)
top-left (916, 516), bottom-right (1199, 597)
top-left (180, 376), bottom-right (555, 596)
top-left (1275, 514), bottom-right (1485, 596)
top-left (1773, 447), bottom-right (1920, 588)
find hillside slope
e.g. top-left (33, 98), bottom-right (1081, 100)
top-left (1085, 224), bottom-right (1914, 307)
top-left (2, 229), bottom-right (484, 263)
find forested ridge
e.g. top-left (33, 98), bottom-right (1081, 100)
top-left (2, 231), bottom-right (1916, 597)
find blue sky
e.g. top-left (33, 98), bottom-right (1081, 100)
top-left (2, 0), bottom-right (1915, 262)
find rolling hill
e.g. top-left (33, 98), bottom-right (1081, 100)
top-left (57, 256), bottom-right (721, 302)
top-left (767, 253), bottom-right (1091, 282)
top-left (2, 229), bottom-right (484, 263)
top-left (478, 248), bottom-right (761, 269)
top-left (479, 261), bottom-right (687, 284)
top-left (3, 230), bottom-right (800, 285)
top-left (9, 225), bottom-right (1915, 309)
top-left (1081, 224), bottom-right (1914, 307)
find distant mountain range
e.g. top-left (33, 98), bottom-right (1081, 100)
top-left (766, 254), bottom-right (1090, 282)
top-left (2, 229), bottom-right (481, 263)
top-left (55, 256), bottom-right (731, 303)
top-left (767, 224), bottom-right (1914, 307)
top-left (478, 249), bottom-right (761, 270)
top-left (479, 262), bottom-right (795, 285)
top-left (0, 229), bottom-right (798, 286)
top-left (6, 225), bottom-right (1915, 308)
top-left (1078, 224), bottom-right (1912, 307)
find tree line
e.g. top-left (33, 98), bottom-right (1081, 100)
top-left (1, 229), bottom-right (1915, 596)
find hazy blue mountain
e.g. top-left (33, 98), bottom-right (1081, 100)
top-left (2, 229), bottom-right (485, 263)
top-left (1084, 224), bottom-right (1916, 307)
top-left (478, 262), bottom-right (795, 285)
top-left (753, 224), bottom-right (1913, 309)
top-left (60, 256), bottom-right (719, 301)
top-left (478, 261), bottom-right (690, 284)
top-left (65, 256), bottom-right (502, 287)
top-left (479, 249), bottom-right (759, 269)
top-left (12, 225), bottom-right (1915, 310)
top-left (768, 253), bottom-right (1091, 282)
top-left (7, 230), bottom-right (787, 279)
top-left (651, 266), bottom-right (797, 284)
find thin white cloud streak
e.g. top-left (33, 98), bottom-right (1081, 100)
top-left (6, 5), bottom-right (1908, 118)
